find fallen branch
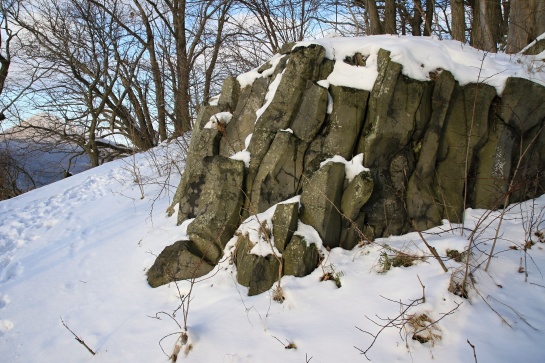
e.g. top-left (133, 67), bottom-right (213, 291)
top-left (60, 317), bottom-right (96, 356)
top-left (412, 220), bottom-right (448, 273)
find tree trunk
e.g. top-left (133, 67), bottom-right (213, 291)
top-left (506, 0), bottom-right (545, 53)
top-left (365, 0), bottom-right (383, 35)
top-left (172, 0), bottom-right (192, 135)
top-left (384, 0), bottom-right (396, 34)
top-left (134, 0), bottom-right (167, 142)
top-left (412, 0), bottom-right (423, 36)
top-left (424, 0), bottom-right (434, 35)
top-left (451, 0), bottom-right (465, 42)
top-left (471, 0), bottom-right (502, 52)
top-left (203, 2), bottom-right (230, 104)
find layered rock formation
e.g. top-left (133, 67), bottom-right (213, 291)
top-left (147, 39), bottom-right (545, 295)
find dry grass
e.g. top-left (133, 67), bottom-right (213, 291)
top-left (407, 312), bottom-right (442, 345)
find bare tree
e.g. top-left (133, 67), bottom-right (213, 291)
top-left (11, 0), bottom-right (154, 164)
top-left (232, 0), bottom-right (320, 55)
top-left (0, 0), bottom-right (17, 121)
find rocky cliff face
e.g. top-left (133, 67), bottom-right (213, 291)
top-left (147, 38), bottom-right (545, 295)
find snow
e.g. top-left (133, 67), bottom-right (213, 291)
top-left (208, 94), bottom-right (220, 106)
top-left (316, 80), bottom-right (329, 88)
top-left (203, 111), bottom-right (233, 129)
top-left (1, 141), bottom-right (545, 362)
top-left (228, 196), bottom-right (310, 258)
top-left (2, 36), bottom-right (545, 363)
top-left (229, 133), bottom-right (253, 167)
top-left (255, 71), bottom-right (283, 121)
top-left (520, 31), bottom-right (545, 54)
top-left (293, 221), bottom-right (323, 250)
top-left (297, 35), bottom-right (545, 94)
top-left (320, 153), bottom-right (369, 182)
top-left (236, 54), bottom-right (286, 88)
top-left (326, 91), bottom-right (333, 114)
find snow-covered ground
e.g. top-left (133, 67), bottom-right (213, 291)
top-left (0, 138), bottom-right (544, 363)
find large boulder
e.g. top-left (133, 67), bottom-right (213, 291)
top-left (151, 40), bottom-right (545, 295)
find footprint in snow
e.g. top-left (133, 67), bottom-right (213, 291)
top-left (0, 261), bottom-right (23, 283)
top-left (0, 294), bottom-right (8, 309)
top-left (0, 320), bottom-right (14, 336)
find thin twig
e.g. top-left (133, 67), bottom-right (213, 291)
top-left (417, 275), bottom-right (425, 303)
top-left (412, 220), bottom-right (448, 272)
top-left (60, 318), bottom-right (96, 356)
top-left (467, 339), bottom-right (477, 363)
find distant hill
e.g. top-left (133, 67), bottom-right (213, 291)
top-left (0, 115), bottom-right (91, 197)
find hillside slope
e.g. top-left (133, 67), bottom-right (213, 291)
top-left (0, 137), bottom-right (544, 362)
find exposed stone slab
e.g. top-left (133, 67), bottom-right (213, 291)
top-left (290, 81), bottom-right (329, 143)
top-left (283, 235), bottom-right (319, 277)
top-left (300, 162), bottom-right (345, 248)
top-left (272, 202), bottom-right (299, 253)
top-left (434, 82), bottom-right (496, 221)
top-left (356, 49), bottom-right (427, 236)
top-left (407, 70), bottom-right (456, 230)
top-left (235, 235), bottom-right (280, 296)
top-left (471, 117), bottom-right (517, 209)
top-left (249, 131), bottom-right (306, 214)
top-left (323, 86), bottom-right (369, 159)
top-left (499, 77), bottom-right (545, 135)
top-left (341, 170), bottom-right (374, 221)
top-left (218, 76), bottom-right (241, 111)
top-left (340, 213), bottom-right (366, 250)
top-left (187, 156), bottom-right (246, 263)
top-left (171, 128), bottom-right (221, 222)
top-left (246, 45), bottom-right (326, 197)
top-left (220, 77), bottom-right (269, 157)
top-left (147, 240), bottom-right (215, 287)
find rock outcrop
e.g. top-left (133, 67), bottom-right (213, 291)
top-left (149, 39), bottom-right (545, 295)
